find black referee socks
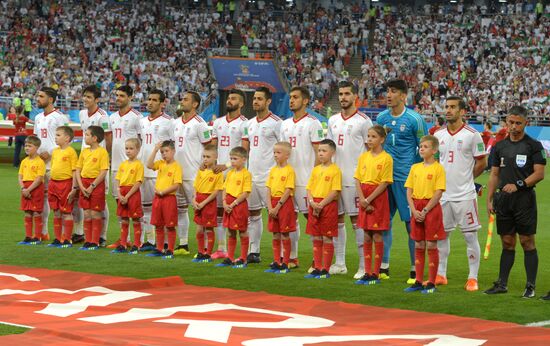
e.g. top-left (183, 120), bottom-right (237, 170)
top-left (499, 249), bottom-right (515, 285)
top-left (524, 249), bottom-right (538, 286)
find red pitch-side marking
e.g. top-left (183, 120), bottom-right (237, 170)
top-left (0, 265), bottom-right (550, 345)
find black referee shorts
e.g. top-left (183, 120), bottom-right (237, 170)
top-left (493, 190), bottom-right (537, 236)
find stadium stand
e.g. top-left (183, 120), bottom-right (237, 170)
top-left (0, 0), bottom-right (548, 123)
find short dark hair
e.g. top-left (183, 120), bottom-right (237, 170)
top-left (57, 125), bottom-right (74, 140)
top-left (161, 140), bottom-right (175, 150)
top-left (338, 81), bottom-right (357, 94)
top-left (83, 85), bottom-right (101, 99)
top-left (25, 135), bottom-right (41, 147)
top-left (437, 117), bottom-right (445, 126)
top-left (149, 89), bottom-right (166, 102)
top-left (446, 96), bottom-right (467, 110)
top-left (87, 125), bottom-right (105, 143)
top-left (484, 121), bottom-right (492, 129)
top-left (40, 87), bottom-right (57, 102)
top-left (290, 85), bottom-right (310, 100)
top-left (255, 87), bottom-right (272, 100)
top-left (508, 105), bottom-right (528, 118)
top-left (187, 91), bottom-right (201, 108)
top-left (229, 89), bottom-right (246, 103)
top-left (117, 85), bottom-right (134, 97)
top-left (229, 146), bottom-right (248, 158)
top-left (385, 79), bottom-right (408, 94)
top-left (320, 138), bottom-right (336, 151)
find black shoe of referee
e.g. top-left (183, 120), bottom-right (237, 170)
top-left (541, 291), bottom-right (550, 301)
top-left (522, 283), bottom-right (535, 299)
top-left (484, 280), bottom-right (508, 295)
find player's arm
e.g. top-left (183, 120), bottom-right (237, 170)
top-left (272, 187), bottom-right (292, 217)
top-left (105, 132), bottom-right (113, 154)
top-left (18, 174), bottom-right (24, 189)
top-left (355, 178), bottom-right (367, 208)
top-left (422, 189), bottom-right (443, 214)
top-left (318, 189), bottom-right (339, 210)
top-left (25, 174), bottom-right (44, 193)
top-left (91, 169), bottom-right (108, 188)
top-left (241, 138), bottom-right (250, 152)
top-left (201, 189), bottom-right (220, 206)
top-left (124, 181), bottom-right (142, 199)
top-left (39, 151), bottom-right (51, 162)
top-left (365, 182), bottom-right (390, 205)
top-left (68, 169), bottom-right (78, 202)
top-left (146, 142), bottom-right (162, 170)
top-left (159, 182), bottom-right (181, 197)
top-left (230, 190), bottom-right (250, 207)
top-left (406, 187), bottom-right (421, 220)
top-left (473, 155), bottom-right (487, 178)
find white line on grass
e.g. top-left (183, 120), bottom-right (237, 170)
top-left (0, 321), bottom-right (34, 329)
top-left (525, 320), bottom-right (550, 327)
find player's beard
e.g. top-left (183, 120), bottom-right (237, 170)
top-left (226, 104), bottom-right (238, 112)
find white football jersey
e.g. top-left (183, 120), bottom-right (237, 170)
top-left (211, 114), bottom-right (248, 164)
top-left (140, 113), bottom-right (174, 178)
top-left (280, 114), bottom-right (324, 186)
top-left (327, 111), bottom-right (372, 186)
top-left (79, 107), bottom-right (111, 149)
top-left (435, 125), bottom-right (486, 201)
top-left (173, 115), bottom-right (212, 181)
top-left (33, 108), bottom-right (69, 169)
top-left (245, 112), bottom-right (282, 183)
top-left (110, 108), bottom-right (143, 171)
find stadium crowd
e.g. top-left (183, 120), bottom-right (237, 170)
top-left (0, 0), bottom-right (548, 121)
top-left (0, 0), bottom-right (225, 106)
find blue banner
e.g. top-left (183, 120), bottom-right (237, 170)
top-left (209, 57), bottom-right (285, 93)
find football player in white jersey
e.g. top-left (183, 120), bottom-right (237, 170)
top-left (77, 85), bottom-right (112, 247)
top-left (326, 81), bottom-right (372, 278)
top-left (34, 87), bottom-right (70, 241)
top-left (210, 89), bottom-right (249, 259)
top-left (173, 91), bottom-right (212, 255)
top-left (434, 96), bottom-right (487, 291)
top-left (101, 86), bottom-right (143, 248)
top-left (140, 89), bottom-right (174, 250)
top-left (279, 86), bottom-right (324, 268)
top-left (244, 87), bottom-right (282, 264)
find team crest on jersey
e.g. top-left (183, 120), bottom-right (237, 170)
top-left (92, 158), bottom-right (98, 162)
top-left (457, 140), bottom-right (463, 151)
top-left (167, 172), bottom-right (173, 177)
top-left (400, 124), bottom-right (406, 132)
top-left (62, 157), bottom-right (68, 161)
top-left (427, 174), bottom-right (433, 180)
top-left (281, 176), bottom-right (286, 181)
top-left (377, 164), bottom-right (383, 170)
top-left (130, 169), bottom-right (135, 174)
top-left (209, 177), bottom-right (214, 182)
top-left (324, 176), bottom-right (330, 181)
top-left (516, 154), bottom-right (527, 168)
top-left (236, 180), bottom-right (241, 185)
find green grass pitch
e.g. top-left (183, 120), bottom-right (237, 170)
top-left (0, 150), bottom-right (549, 335)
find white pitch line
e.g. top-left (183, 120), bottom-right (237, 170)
top-left (0, 321), bottom-right (34, 329)
top-left (525, 320), bottom-right (550, 327)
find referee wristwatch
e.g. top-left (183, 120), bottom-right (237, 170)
top-left (515, 179), bottom-right (526, 190)
top-left (90, 183), bottom-right (96, 188)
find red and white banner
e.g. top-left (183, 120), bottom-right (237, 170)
top-left (0, 265), bottom-right (549, 345)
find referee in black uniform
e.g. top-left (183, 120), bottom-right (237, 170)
top-left (484, 106), bottom-right (546, 298)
